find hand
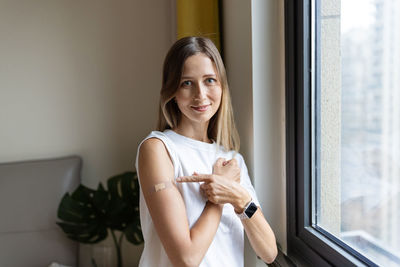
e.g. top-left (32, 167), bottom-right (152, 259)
top-left (177, 173), bottom-right (239, 205)
top-left (177, 158), bottom-right (250, 209)
top-left (213, 158), bottom-right (240, 182)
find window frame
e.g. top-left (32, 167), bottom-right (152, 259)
top-left (285, 0), bottom-right (378, 266)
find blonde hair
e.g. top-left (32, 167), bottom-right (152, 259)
top-left (157, 36), bottom-right (240, 152)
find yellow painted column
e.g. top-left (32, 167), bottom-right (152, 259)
top-left (176, 0), bottom-right (221, 51)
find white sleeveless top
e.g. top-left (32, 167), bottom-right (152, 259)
top-left (135, 130), bottom-right (260, 267)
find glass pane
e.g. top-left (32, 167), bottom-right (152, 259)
top-left (314, 0), bottom-right (400, 266)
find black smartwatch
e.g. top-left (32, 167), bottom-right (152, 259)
top-left (236, 199), bottom-right (258, 220)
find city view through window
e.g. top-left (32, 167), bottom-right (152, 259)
top-left (315, 0), bottom-right (400, 266)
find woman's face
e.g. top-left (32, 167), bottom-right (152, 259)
top-left (174, 53), bottom-right (222, 127)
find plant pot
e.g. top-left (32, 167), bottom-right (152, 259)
top-left (91, 244), bottom-right (116, 267)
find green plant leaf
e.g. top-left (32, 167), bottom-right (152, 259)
top-left (57, 193), bottom-right (95, 223)
top-left (57, 184), bottom-right (108, 243)
top-left (108, 172), bottom-right (139, 204)
top-left (56, 221), bottom-right (107, 244)
top-left (124, 221), bottom-right (144, 245)
top-left (57, 171), bottom-right (143, 247)
top-left (71, 184), bottom-right (96, 203)
top-left (92, 183), bottom-right (109, 215)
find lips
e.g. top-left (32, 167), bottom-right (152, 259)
top-left (191, 104), bottom-right (210, 112)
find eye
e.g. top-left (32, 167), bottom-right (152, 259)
top-left (205, 78), bottom-right (217, 84)
top-left (181, 80), bottom-right (192, 87)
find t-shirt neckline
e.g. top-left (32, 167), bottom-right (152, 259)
top-left (164, 129), bottom-right (217, 151)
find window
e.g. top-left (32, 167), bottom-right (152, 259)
top-left (286, 0), bottom-right (400, 266)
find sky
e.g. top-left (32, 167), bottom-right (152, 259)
top-left (341, 0), bottom-right (376, 33)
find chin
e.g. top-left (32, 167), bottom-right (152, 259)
top-left (188, 114), bottom-right (214, 124)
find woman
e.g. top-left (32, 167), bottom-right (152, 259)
top-left (136, 36), bottom-right (277, 267)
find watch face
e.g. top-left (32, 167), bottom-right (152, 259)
top-left (245, 202), bottom-right (258, 218)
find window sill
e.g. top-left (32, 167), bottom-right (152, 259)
top-left (268, 248), bottom-right (296, 267)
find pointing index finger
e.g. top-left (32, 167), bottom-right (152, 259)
top-left (176, 174), bottom-right (212, 183)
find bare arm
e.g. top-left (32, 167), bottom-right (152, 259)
top-left (234, 189), bottom-right (278, 264)
top-left (138, 138), bottom-right (222, 267)
top-left (178, 159), bottom-right (278, 264)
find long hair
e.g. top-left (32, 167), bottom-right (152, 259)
top-left (157, 36), bottom-right (240, 152)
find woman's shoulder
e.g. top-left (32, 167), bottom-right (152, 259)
top-left (143, 130), bottom-right (168, 140)
top-left (138, 130), bottom-right (173, 147)
top-left (135, 130), bottom-right (178, 178)
top-left (138, 130), bottom-right (177, 161)
top-left (140, 135), bottom-right (165, 150)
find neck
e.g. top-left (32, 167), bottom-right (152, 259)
top-left (174, 120), bottom-right (211, 143)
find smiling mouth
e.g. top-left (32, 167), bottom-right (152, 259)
top-left (191, 105), bottom-right (210, 112)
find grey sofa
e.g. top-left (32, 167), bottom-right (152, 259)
top-left (0, 156), bottom-right (81, 267)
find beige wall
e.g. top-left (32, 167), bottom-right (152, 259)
top-left (251, 0), bottom-right (287, 260)
top-left (223, 0), bottom-right (287, 265)
top-left (0, 0), bottom-right (174, 265)
top-left (222, 1), bottom-right (257, 265)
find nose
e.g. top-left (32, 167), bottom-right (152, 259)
top-left (193, 82), bottom-right (206, 100)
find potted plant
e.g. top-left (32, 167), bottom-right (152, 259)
top-left (56, 171), bottom-right (143, 267)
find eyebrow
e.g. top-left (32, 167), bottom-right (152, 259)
top-left (180, 74), bottom-right (217, 79)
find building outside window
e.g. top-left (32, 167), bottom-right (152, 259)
top-left (316, 0), bottom-right (400, 265)
top-left (286, 0), bottom-right (400, 266)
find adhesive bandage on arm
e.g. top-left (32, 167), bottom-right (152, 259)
top-left (150, 181), bottom-right (175, 194)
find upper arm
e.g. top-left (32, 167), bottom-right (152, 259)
top-left (138, 138), bottom-right (192, 264)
